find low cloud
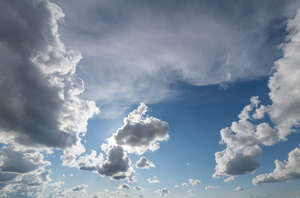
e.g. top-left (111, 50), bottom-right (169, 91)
top-left (155, 188), bottom-right (169, 196)
top-left (136, 157), bottom-right (155, 169)
top-left (103, 103), bottom-right (169, 155)
top-left (253, 146), bottom-right (300, 184)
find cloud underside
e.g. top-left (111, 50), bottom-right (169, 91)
top-left (214, 8), bottom-right (300, 184)
top-left (55, 0), bottom-right (300, 118)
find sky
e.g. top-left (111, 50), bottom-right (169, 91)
top-left (1, 0), bottom-right (300, 197)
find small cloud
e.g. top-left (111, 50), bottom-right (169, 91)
top-left (235, 186), bottom-right (244, 192)
top-left (148, 176), bottom-right (160, 183)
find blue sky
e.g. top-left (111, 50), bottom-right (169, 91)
top-left (1, 0), bottom-right (300, 198)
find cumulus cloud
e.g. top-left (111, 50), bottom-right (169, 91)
top-left (182, 182), bottom-right (189, 187)
top-left (253, 146), bottom-right (300, 184)
top-left (72, 184), bottom-right (87, 192)
top-left (136, 157), bottom-right (155, 169)
top-left (188, 178), bottom-right (200, 186)
top-left (0, 147), bottom-right (51, 197)
top-left (147, 176), bottom-right (160, 183)
top-left (235, 186), bottom-right (244, 192)
top-left (118, 184), bottom-right (130, 190)
top-left (103, 103), bottom-right (169, 155)
top-left (205, 186), bottom-right (216, 190)
top-left (98, 146), bottom-right (134, 180)
top-left (215, 7), bottom-right (300, 183)
top-left (134, 186), bottom-right (143, 191)
top-left (155, 188), bottom-right (169, 196)
top-left (214, 97), bottom-right (276, 179)
top-left (0, 0), bottom-right (99, 151)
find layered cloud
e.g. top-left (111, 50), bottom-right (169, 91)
top-left (53, 0), bottom-right (300, 117)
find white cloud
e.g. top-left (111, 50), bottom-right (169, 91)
top-left (136, 157), bottom-right (155, 169)
top-left (253, 146), bottom-right (300, 184)
top-left (205, 186), bottom-right (216, 190)
top-left (103, 103), bottom-right (169, 154)
top-left (147, 176), bottom-right (160, 183)
top-left (182, 182), bottom-right (189, 187)
top-left (235, 186), bottom-right (244, 192)
top-left (188, 178), bottom-right (200, 186)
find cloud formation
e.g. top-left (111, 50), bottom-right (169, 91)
top-left (147, 176), bottom-right (160, 183)
top-left (104, 103), bottom-right (169, 154)
top-left (53, 0), bottom-right (300, 117)
top-left (253, 146), bottom-right (300, 184)
top-left (0, 0), bottom-right (99, 150)
top-left (135, 157), bottom-right (155, 169)
top-left (155, 188), bottom-right (169, 196)
top-left (98, 146), bottom-right (134, 180)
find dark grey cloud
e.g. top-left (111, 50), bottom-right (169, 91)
top-left (72, 184), bottom-right (87, 192)
top-left (155, 188), bottom-right (169, 196)
top-left (118, 183), bottom-right (130, 190)
top-left (0, 0), bottom-right (99, 150)
top-left (226, 155), bottom-right (259, 176)
top-left (98, 146), bottom-right (134, 180)
top-left (105, 103), bottom-right (169, 154)
top-left (136, 157), bottom-right (155, 169)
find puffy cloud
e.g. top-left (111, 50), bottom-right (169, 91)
top-left (253, 146), bottom-right (300, 184)
top-left (0, 147), bottom-right (51, 197)
top-left (182, 182), bottom-right (189, 187)
top-left (214, 97), bottom-right (274, 178)
top-left (0, 0), bottom-right (99, 150)
top-left (77, 150), bottom-right (104, 171)
top-left (266, 8), bottom-right (300, 141)
top-left (215, 7), bottom-right (300, 183)
top-left (235, 186), bottom-right (244, 192)
top-left (188, 178), bottom-right (200, 186)
top-left (147, 176), bottom-right (160, 183)
top-left (72, 184), bottom-right (87, 192)
top-left (205, 186), bottom-right (216, 190)
top-left (136, 157), bottom-right (155, 169)
top-left (155, 188), bottom-right (169, 196)
top-left (134, 186), bottom-right (143, 191)
top-left (104, 103), bottom-right (169, 155)
top-left (118, 184), bottom-right (130, 190)
top-left (98, 146), bottom-right (134, 180)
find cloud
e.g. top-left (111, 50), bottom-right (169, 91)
top-left (215, 7), bottom-right (300, 183)
top-left (188, 178), bottom-right (200, 186)
top-left (214, 97), bottom-right (272, 178)
top-left (205, 186), bottom-right (216, 190)
top-left (266, 8), bottom-right (300, 141)
top-left (235, 186), bottom-right (244, 192)
top-left (72, 184), bottom-right (87, 192)
top-left (0, 0), bottom-right (99, 150)
top-left (147, 176), bottom-right (160, 183)
top-left (155, 188), bottom-right (169, 196)
top-left (118, 184), bottom-right (130, 190)
top-left (52, 0), bottom-right (300, 118)
top-left (134, 186), bottom-right (143, 191)
top-left (182, 182), bottom-right (189, 187)
top-left (136, 157), bottom-right (155, 169)
top-left (103, 103), bottom-right (169, 154)
top-left (98, 146), bottom-right (134, 180)
top-left (253, 146), bottom-right (300, 184)
top-left (0, 146), bottom-right (51, 197)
